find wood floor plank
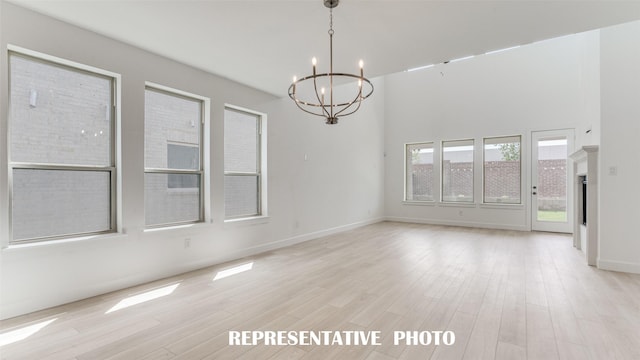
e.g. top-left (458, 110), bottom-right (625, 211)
top-left (497, 282), bottom-right (526, 349)
top-left (495, 341), bottom-right (526, 360)
top-left (526, 303), bottom-right (559, 360)
top-left (556, 341), bottom-right (591, 360)
top-left (462, 302), bottom-right (502, 359)
top-left (430, 311), bottom-right (476, 360)
top-left (269, 346), bottom-right (307, 360)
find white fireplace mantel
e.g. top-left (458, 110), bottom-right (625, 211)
top-left (569, 145), bottom-right (598, 266)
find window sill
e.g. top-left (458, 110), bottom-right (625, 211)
top-left (224, 215), bottom-right (270, 227)
top-left (479, 203), bottom-right (525, 210)
top-left (439, 202), bottom-right (477, 208)
top-left (403, 201), bottom-right (437, 206)
top-left (144, 221), bottom-right (209, 233)
top-left (3, 231), bottom-right (127, 252)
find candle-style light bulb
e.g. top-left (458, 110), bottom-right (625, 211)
top-left (359, 60), bottom-right (364, 69)
top-left (292, 76), bottom-right (297, 94)
top-left (312, 57), bottom-right (317, 66)
top-left (359, 59), bottom-right (364, 78)
top-left (321, 87), bottom-right (325, 106)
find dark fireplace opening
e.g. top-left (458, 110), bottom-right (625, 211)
top-left (581, 175), bottom-right (587, 225)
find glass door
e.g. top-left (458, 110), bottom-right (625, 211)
top-left (531, 129), bottom-right (574, 233)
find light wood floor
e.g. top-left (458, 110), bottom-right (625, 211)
top-left (2, 222), bottom-right (640, 360)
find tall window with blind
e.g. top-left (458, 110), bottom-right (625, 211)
top-left (224, 106), bottom-right (265, 219)
top-left (442, 139), bottom-right (474, 203)
top-left (144, 86), bottom-right (205, 227)
top-left (484, 136), bottom-right (521, 204)
top-left (8, 50), bottom-right (118, 243)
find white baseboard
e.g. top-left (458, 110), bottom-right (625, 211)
top-left (597, 258), bottom-right (640, 274)
top-left (180, 217), bottom-right (385, 272)
top-left (384, 216), bottom-right (529, 232)
top-left (96, 218), bottom-right (386, 300)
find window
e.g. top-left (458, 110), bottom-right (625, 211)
top-left (442, 139), bottom-right (474, 203)
top-left (224, 106), bottom-right (265, 219)
top-left (484, 136), bottom-right (521, 204)
top-left (144, 86), bottom-right (204, 227)
top-left (8, 50), bottom-right (117, 242)
top-left (405, 142), bottom-right (435, 201)
top-left (167, 143), bottom-right (199, 189)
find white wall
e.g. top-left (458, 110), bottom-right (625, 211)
top-left (599, 20), bottom-right (640, 273)
top-left (383, 31), bottom-right (601, 230)
top-left (0, 2), bottom-right (385, 319)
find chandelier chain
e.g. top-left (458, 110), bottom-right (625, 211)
top-left (328, 7), bottom-right (334, 35)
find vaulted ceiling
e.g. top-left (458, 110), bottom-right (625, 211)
top-left (7, 0), bottom-right (640, 96)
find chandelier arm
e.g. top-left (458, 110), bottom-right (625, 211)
top-left (333, 92), bottom-right (363, 118)
top-left (333, 94), bottom-right (361, 117)
top-left (332, 80), bottom-right (367, 117)
top-left (293, 97), bottom-right (325, 117)
top-left (335, 98), bottom-right (363, 118)
top-left (336, 81), bottom-right (376, 118)
top-left (289, 86), bottom-right (324, 117)
top-left (312, 72), bottom-right (331, 118)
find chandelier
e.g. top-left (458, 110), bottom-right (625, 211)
top-left (288, 0), bottom-right (374, 125)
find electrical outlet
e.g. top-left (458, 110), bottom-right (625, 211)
top-left (184, 238), bottom-right (191, 249)
top-left (458, 210), bottom-right (463, 216)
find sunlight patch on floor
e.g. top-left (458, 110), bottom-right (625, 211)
top-left (213, 262), bottom-right (254, 281)
top-left (106, 283), bottom-right (180, 314)
top-left (0, 318), bottom-right (57, 347)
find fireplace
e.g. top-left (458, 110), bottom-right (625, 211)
top-left (569, 146), bottom-right (598, 266)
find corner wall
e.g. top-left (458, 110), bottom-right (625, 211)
top-left (598, 20), bottom-right (640, 273)
top-left (0, 2), bottom-right (385, 319)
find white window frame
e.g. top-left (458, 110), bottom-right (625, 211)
top-left (483, 135), bottom-right (522, 205)
top-left (441, 139), bottom-right (475, 203)
top-left (404, 141), bottom-right (436, 202)
top-left (224, 104), bottom-right (267, 221)
top-left (144, 84), bottom-right (207, 228)
top-left (7, 46), bottom-right (120, 244)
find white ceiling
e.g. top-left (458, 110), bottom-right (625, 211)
top-left (7, 0), bottom-right (640, 97)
